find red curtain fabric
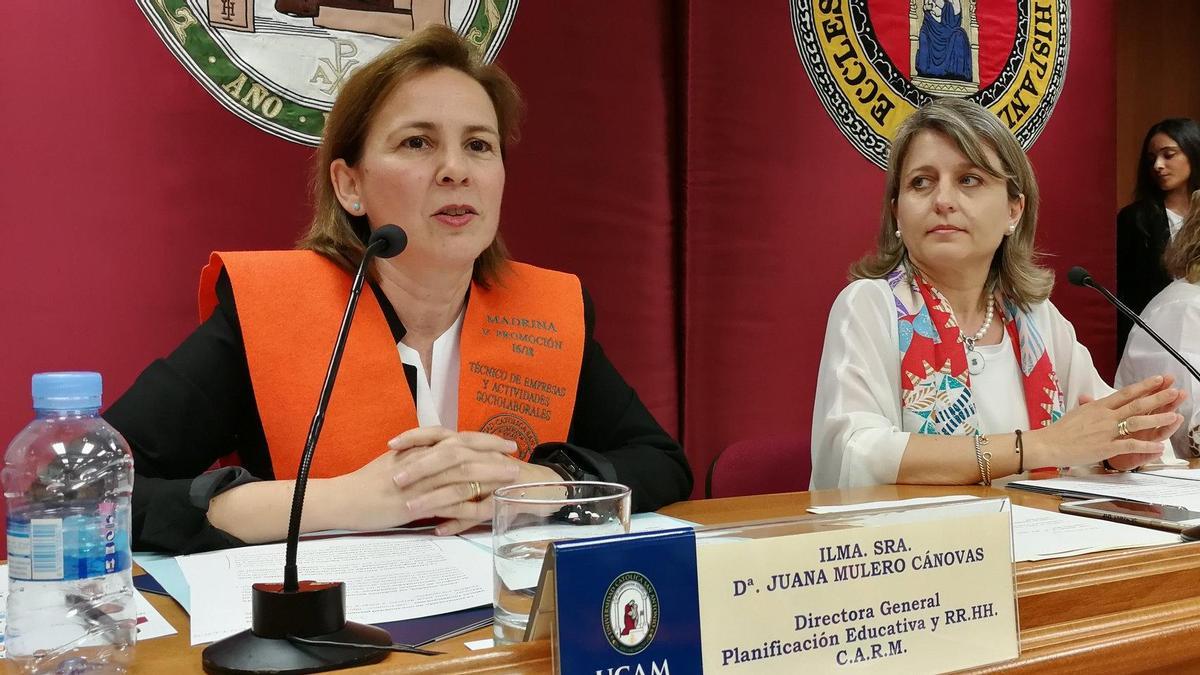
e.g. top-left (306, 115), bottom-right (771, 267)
top-left (0, 2), bottom-right (1116, 517)
top-left (496, 2), bottom-right (682, 437)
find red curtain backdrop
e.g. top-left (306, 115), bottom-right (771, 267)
top-left (497, 2), bottom-right (682, 438)
top-left (0, 2), bottom-right (1115, 517)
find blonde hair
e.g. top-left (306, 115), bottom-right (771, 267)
top-left (1164, 190), bottom-right (1200, 282)
top-left (298, 24), bottom-right (522, 287)
top-left (850, 97), bottom-right (1053, 309)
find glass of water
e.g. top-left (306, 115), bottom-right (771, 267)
top-left (492, 481), bottom-right (631, 645)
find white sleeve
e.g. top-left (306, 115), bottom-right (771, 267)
top-left (1043, 301), bottom-right (1114, 410)
top-left (810, 281), bottom-right (911, 489)
top-left (1117, 301), bottom-right (1200, 459)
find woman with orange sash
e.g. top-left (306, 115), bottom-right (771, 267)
top-left (105, 26), bottom-right (691, 553)
top-left (810, 98), bottom-right (1186, 490)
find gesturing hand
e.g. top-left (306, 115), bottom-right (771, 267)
top-left (1029, 375), bottom-right (1184, 470)
top-left (387, 426), bottom-right (560, 535)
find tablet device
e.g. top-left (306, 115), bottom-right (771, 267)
top-left (1059, 498), bottom-right (1200, 533)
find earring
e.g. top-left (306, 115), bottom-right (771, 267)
top-left (351, 201), bottom-right (361, 212)
top-left (1006, 224), bottom-right (1016, 235)
top-left (895, 229), bottom-right (902, 238)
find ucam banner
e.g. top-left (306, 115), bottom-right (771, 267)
top-left (135, 0), bottom-right (520, 145)
top-left (792, 0), bottom-right (1070, 167)
top-left (529, 499), bottom-right (1018, 674)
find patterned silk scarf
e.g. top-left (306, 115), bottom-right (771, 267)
top-left (887, 267), bottom-right (1064, 436)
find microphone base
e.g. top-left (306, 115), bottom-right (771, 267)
top-left (201, 580), bottom-right (392, 674)
top-left (201, 622), bottom-right (391, 674)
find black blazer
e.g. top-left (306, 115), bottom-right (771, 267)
top-left (1116, 200), bottom-right (1173, 357)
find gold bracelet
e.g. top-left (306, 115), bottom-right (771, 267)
top-left (974, 434), bottom-right (992, 486)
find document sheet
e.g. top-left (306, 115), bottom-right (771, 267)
top-left (177, 534), bottom-right (491, 645)
top-left (1133, 468), bottom-right (1200, 482)
top-left (1008, 504), bottom-right (1179, 560)
top-left (1009, 472), bottom-right (1200, 510)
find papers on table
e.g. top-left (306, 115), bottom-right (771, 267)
top-left (134, 552), bottom-right (191, 612)
top-left (807, 496), bottom-right (1181, 562)
top-left (0, 566), bottom-right (177, 658)
top-left (177, 534), bottom-right (492, 645)
top-left (139, 512), bottom-right (699, 646)
top-left (133, 588), bottom-right (178, 640)
top-left (1135, 468), bottom-right (1200, 482)
top-left (1009, 504), bottom-right (1179, 560)
top-left (465, 637), bottom-right (494, 650)
top-left (807, 495), bottom-right (980, 514)
top-left (1009, 472), bottom-right (1200, 510)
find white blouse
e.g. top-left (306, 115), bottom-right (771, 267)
top-left (968, 328), bottom-right (1031, 435)
top-left (810, 278), bottom-right (1118, 489)
top-left (395, 309), bottom-right (465, 428)
top-left (1116, 279), bottom-right (1200, 458)
top-left (1167, 208), bottom-right (1185, 240)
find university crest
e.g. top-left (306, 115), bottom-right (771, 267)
top-left (791, 0), bottom-right (1069, 168)
top-left (602, 572), bottom-right (660, 656)
top-left (136, 0), bottom-right (519, 145)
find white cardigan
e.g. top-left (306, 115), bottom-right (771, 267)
top-left (810, 278), bottom-right (1123, 490)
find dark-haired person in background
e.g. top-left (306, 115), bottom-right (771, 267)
top-left (1117, 118), bottom-right (1200, 356)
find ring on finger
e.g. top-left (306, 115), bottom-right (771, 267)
top-left (1117, 419), bottom-right (1131, 437)
top-left (468, 480), bottom-right (482, 501)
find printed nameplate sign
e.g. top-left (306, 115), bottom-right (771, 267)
top-left (528, 499), bottom-right (1017, 674)
top-left (697, 501), bottom-right (1017, 672)
top-left (533, 528), bottom-right (704, 675)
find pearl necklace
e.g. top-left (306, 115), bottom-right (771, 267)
top-left (911, 268), bottom-right (998, 375)
top-left (960, 293), bottom-right (996, 351)
top-left (921, 276), bottom-right (998, 374)
top-left (954, 294), bottom-right (995, 376)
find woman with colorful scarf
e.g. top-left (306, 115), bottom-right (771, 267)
top-left (811, 98), bottom-right (1186, 489)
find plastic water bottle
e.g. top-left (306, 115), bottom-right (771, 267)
top-left (3, 372), bottom-right (135, 673)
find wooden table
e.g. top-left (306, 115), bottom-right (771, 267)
top-left (133, 485), bottom-right (1200, 673)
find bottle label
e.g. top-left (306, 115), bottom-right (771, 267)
top-left (6, 504), bottom-right (132, 582)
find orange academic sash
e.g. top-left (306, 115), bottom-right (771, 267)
top-left (198, 251), bottom-right (584, 479)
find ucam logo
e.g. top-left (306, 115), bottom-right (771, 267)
top-left (595, 574), bottom-right (669, 675)
top-left (603, 571), bottom-right (661, 656)
top-left (136, 0), bottom-right (519, 145)
top-left (791, 0), bottom-right (1070, 168)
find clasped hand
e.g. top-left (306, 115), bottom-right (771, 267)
top-left (1029, 375), bottom-right (1186, 471)
top-left (336, 426), bottom-right (558, 536)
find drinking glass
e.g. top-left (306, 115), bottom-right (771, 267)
top-left (492, 481), bottom-right (631, 644)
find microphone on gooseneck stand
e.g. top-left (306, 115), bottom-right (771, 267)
top-left (1067, 266), bottom-right (1200, 384)
top-left (1067, 266), bottom-right (1200, 542)
top-left (203, 225), bottom-right (414, 674)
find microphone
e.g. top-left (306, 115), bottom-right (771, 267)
top-left (368, 224), bottom-right (409, 259)
top-left (204, 225), bottom-right (409, 674)
top-left (1067, 266), bottom-right (1200, 383)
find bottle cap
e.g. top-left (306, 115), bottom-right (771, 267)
top-left (32, 372), bottom-right (102, 410)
